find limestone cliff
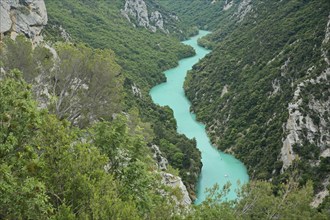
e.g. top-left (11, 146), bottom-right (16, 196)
top-left (0, 0), bottom-right (47, 43)
top-left (121, 0), bottom-right (171, 33)
top-left (280, 14), bottom-right (330, 168)
top-left (150, 144), bottom-right (192, 206)
top-left (181, 1), bottom-right (329, 207)
top-left (280, 14), bottom-right (330, 206)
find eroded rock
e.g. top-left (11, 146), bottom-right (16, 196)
top-left (121, 0), bottom-right (168, 33)
top-left (0, 0), bottom-right (47, 43)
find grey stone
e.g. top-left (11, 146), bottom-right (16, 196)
top-left (0, 0), bottom-right (47, 43)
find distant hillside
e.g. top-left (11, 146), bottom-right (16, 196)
top-left (44, 0), bottom-right (194, 88)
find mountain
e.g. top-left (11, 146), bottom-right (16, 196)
top-left (160, 0), bottom-right (330, 206)
top-left (1, 0), bottom-right (330, 218)
top-left (0, 0), bottom-right (202, 203)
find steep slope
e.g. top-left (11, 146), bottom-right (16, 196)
top-left (169, 0), bottom-right (330, 204)
top-left (2, 0), bottom-right (330, 218)
top-left (44, 0), bottom-right (194, 88)
top-left (158, 0), bottom-right (240, 30)
top-left (7, 0), bottom-right (202, 198)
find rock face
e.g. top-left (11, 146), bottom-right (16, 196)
top-left (131, 83), bottom-right (142, 98)
top-left (0, 2), bottom-right (12, 33)
top-left (279, 14), bottom-right (330, 206)
top-left (121, 0), bottom-right (168, 33)
top-left (150, 144), bottom-right (192, 206)
top-left (235, 0), bottom-right (253, 22)
top-left (280, 15), bottom-right (330, 172)
top-left (150, 144), bottom-right (168, 171)
top-left (161, 172), bottom-right (192, 206)
top-left (311, 176), bottom-right (330, 208)
top-left (0, 0), bottom-right (47, 43)
top-left (150, 11), bottom-right (165, 32)
top-left (223, 0), bottom-right (233, 11)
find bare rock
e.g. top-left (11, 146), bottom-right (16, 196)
top-left (161, 172), bottom-right (192, 206)
top-left (150, 144), bottom-right (192, 206)
top-left (236, 0), bottom-right (252, 22)
top-left (0, 0), bottom-right (48, 43)
top-left (150, 144), bottom-right (168, 171)
top-left (0, 1), bottom-right (12, 33)
top-left (223, 0), bottom-right (233, 11)
top-left (121, 0), bottom-right (168, 33)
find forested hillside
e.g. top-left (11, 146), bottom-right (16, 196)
top-left (42, 0), bottom-right (204, 196)
top-left (45, 0), bottom-right (194, 87)
top-left (0, 70), bottom-right (328, 219)
top-left (1, 0), bottom-right (330, 218)
top-left (160, 0), bottom-right (330, 208)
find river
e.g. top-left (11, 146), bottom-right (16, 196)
top-left (150, 30), bottom-right (249, 204)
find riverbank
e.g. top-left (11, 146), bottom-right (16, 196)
top-left (150, 30), bottom-right (249, 204)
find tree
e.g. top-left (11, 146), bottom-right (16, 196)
top-left (50, 43), bottom-right (123, 126)
top-left (187, 180), bottom-right (328, 220)
top-left (0, 35), bottom-right (53, 82)
top-left (0, 70), bottom-right (53, 219)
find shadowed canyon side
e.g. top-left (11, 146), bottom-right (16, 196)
top-left (150, 30), bottom-right (249, 204)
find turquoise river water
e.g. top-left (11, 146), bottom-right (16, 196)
top-left (150, 30), bottom-right (249, 204)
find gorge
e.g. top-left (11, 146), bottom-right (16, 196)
top-left (150, 30), bottom-right (249, 203)
top-left (0, 0), bottom-right (329, 219)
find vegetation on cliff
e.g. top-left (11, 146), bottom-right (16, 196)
top-left (44, 0), bottom-right (202, 191)
top-left (1, 0), bottom-right (329, 218)
top-left (161, 0), bottom-right (330, 208)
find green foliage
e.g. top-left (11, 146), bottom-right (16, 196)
top-left (3, 0), bottom-right (329, 217)
top-left (189, 180), bottom-right (329, 220)
top-left (0, 72), bottom-right (179, 219)
top-left (0, 70), bottom-right (52, 219)
top-left (0, 35), bottom-right (53, 82)
top-left (50, 43), bottom-right (123, 126)
top-left (162, 0), bottom-right (330, 208)
top-left (183, 0), bottom-right (330, 187)
top-left (1, 37), bottom-right (123, 127)
top-left (44, 0), bottom-right (194, 89)
top-left (158, 0), bottom-right (236, 31)
top-left (43, 0), bottom-right (202, 192)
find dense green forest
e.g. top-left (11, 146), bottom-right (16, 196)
top-left (1, 0), bottom-right (330, 218)
top-left (44, 0), bottom-right (194, 88)
top-left (0, 70), bottom-right (328, 218)
top-left (42, 0), bottom-right (203, 195)
top-left (161, 0), bottom-right (330, 209)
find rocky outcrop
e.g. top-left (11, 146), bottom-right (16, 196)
top-left (235, 0), bottom-right (253, 22)
top-left (0, 2), bottom-right (12, 34)
top-left (220, 85), bottom-right (229, 98)
top-left (122, 0), bottom-right (149, 28)
top-left (311, 176), bottom-right (330, 208)
top-left (121, 0), bottom-right (168, 33)
top-left (223, 0), bottom-right (234, 11)
top-left (150, 144), bottom-right (192, 206)
top-left (150, 11), bottom-right (165, 32)
top-left (131, 83), bottom-right (142, 98)
top-left (280, 15), bottom-right (330, 189)
top-left (0, 0), bottom-right (47, 43)
top-left (281, 67), bottom-right (330, 172)
top-left (161, 172), bottom-right (192, 207)
top-left (150, 144), bottom-right (168, 171)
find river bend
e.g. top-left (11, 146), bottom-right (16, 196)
top-left (150, 30), bottom-right (249, 204)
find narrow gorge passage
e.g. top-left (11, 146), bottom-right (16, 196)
top-left (150, 30), bottom-right (249, 204)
